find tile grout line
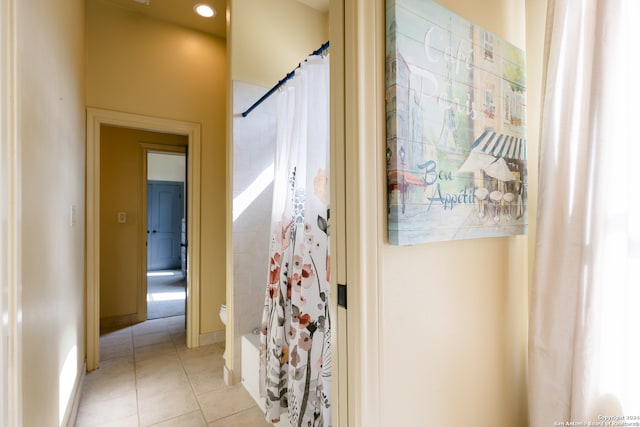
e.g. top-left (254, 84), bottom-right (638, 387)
top-left (131, 325), bottom-right (142, 427)
top-left (210, 406), bottom-right (267, 426)
top-left (173, 324), bottom-right (210, 424)
top-left (136, 317), bottom-right (201, 427)
top-left (89, 317), bottom-right (261, 427)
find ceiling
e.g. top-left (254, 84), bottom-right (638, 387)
top-left (295, 0), bottom-right (330, 12)
top-left (98, 0), bottom-right (330, 40)
top-left (100, 0), bottom-right (228, 38)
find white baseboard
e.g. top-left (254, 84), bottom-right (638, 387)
top-left (199, 329), bottom-right (225, 346)
top-left (223, 364), bottom-right (234, 386)
top-left (65, 362), bottom-right (86, 427)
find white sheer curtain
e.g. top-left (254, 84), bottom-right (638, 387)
top-left (530, 1), bottom-right (640, 425)
top-left (260, 54), bottom-right (331, 426)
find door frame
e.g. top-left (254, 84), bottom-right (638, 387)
top-left (141, 146), bottom-right (187, 319)
top-left (86, 107), bottom-right (202, 371)
top-left (1, 0), bottom-right (22, 423)
top-left (329, 0), bottom-right (349, 425)
top-left (331, 0), bottom-right (383, 425)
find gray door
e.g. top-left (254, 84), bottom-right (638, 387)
top-left (147, 181), bottom-right (184, 271)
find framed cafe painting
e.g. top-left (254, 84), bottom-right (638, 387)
top-left (386, 0), bottom-right (528, 245)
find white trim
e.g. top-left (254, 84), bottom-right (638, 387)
top-left (343, 0), bottom-right (383, 426)
top-left (0, 0), bottom-right (22, 424)
top-left (64, 363), bottom-right (85, 427)
top-left (85, 108), bottom-right (202, 371)
top-left (223, 364), bottom-right (234, 386)
top-left (224, 5), bottom-right (235, 382)
top-left (199, 330), bottom-right (225, 346)
top-left (329, 0), bottom-right (349, 426)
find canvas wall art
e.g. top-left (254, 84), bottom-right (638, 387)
top-left (386, 0), bottom-right (527, 245)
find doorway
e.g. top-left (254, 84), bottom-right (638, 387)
top-left (86, 108), bottom-right (203, 371)
top-left (146, 152), bottom-right (187, 320)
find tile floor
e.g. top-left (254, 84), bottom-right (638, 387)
top-left (75, 315), bottom-right (271, 427)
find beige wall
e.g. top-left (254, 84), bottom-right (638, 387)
top-left (526, 0), bottom-right (546, 295)
top-left (377, 0), bottom-right (530, 422)
top-left (86, 0), bottom-right (227, 335)
top-left (230, 0), bottom-right (329, 84)
top-left (17, 0), bottom-right (86, 425)
top-left (100, 126), bottom-right (187, 319)
top-left (341, 0), bottom-right (545, 425)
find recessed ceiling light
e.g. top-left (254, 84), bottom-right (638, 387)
top-left (194, 3), bottom-right (216, 18)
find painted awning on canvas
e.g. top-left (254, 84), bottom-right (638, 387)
top-left (458, 150), bottom-right (496, 172)
top-left (459, 151), bottom-right (516, 181)
top-left (470, 129), bottom-right (527, 161)
top-left (483, 157), bottom-right (516, 181)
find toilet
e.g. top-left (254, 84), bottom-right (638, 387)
top-left (219, 304), bottom-right (227, 359)
top-left (219, 303), bottom-right (227, 326)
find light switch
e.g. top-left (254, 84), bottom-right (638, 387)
top-left (117, 212), bottom-right (127, 223)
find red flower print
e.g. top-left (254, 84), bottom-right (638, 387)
top-left (269, 285), bottom-right (279, 299)
top-left (292, 273), bottom-right (302, 293)
top-left (286, 277), bottom-right (292, 299)
top-left (301, 264), bottom-right (314, 288)
top-left (299, 313), bottom-right (311, 329)
top-left (269, 253), bottom-right (281, 285)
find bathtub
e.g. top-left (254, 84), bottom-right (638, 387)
top-left (241, 333), bottom-right (290, 424)
top-left (241, 333), bottom-right (262, 409)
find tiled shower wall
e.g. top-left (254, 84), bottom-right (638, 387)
top-left (232, 80), bottom-right (276, 378)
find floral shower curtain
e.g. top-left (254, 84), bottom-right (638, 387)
top-left (260, 54), bottom-right (331, 426)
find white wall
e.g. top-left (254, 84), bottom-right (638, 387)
top-left (148, 152), bottom-right (186, 182)
top-left (231, 81), bottom-right (277, 380)
top-left (17, 0), bottom-right (86, 425)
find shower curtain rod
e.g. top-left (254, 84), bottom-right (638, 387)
top-left (241, 41), bottom-right (330, 117)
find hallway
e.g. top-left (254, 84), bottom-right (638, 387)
top-left (76, 315), bottom-right (269, 426)
top-left (147, 271), bottom-right (186, 320)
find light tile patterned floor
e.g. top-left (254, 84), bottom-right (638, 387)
top-left (75, 315), bottom-right (271, 427)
